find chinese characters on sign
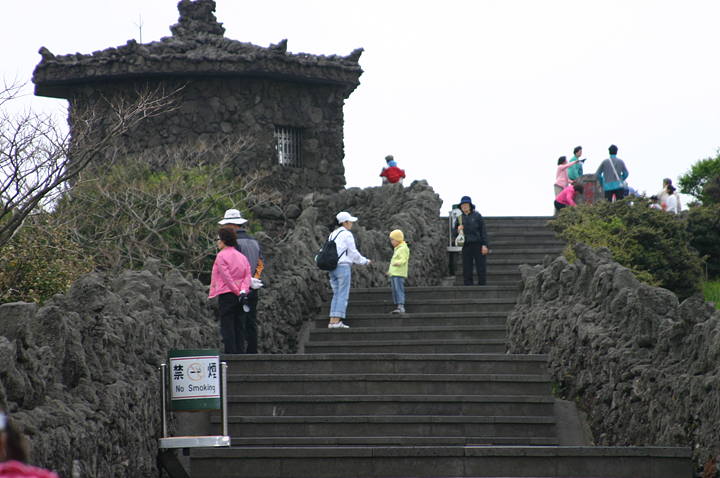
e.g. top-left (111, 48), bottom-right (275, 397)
top-left (169, 354), bottom-right (220, 401)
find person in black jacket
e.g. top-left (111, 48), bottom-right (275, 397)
top-left (453, 196), bottom-right (489, 286)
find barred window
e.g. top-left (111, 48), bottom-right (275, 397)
top-left (274, 127), bottom-right (302, 167)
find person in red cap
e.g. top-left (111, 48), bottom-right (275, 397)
top-left (453, 196), bottom-right (489, 286)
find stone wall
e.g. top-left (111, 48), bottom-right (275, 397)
top-left (0, 181), bottom-right (447, 477)
top-left (68, 76), bottom-right (350, 194)
top-left (507, 242), bottom-right (720, 474)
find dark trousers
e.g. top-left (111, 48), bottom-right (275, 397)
top-left (462, 242), bottom-right (487, 286)
top-left (604, 188), bottom-right (626, 201)
top-left (554, 200), bottom-right (568, 211)
top-left (218, 292), bottom-right (243, 354)
top-left (241, 289), bottom-right (259, 354)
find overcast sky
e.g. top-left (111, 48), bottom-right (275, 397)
top-left (2, 0), bottom-right (719, 216)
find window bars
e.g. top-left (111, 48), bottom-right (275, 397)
top-left (274, 127), bottom-right (302, 168)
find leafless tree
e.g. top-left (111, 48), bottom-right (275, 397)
top-left (54, 136), bottom-right (278, 276)
top-left (0, 79), bottom-right (180, 249)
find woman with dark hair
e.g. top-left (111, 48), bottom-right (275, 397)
top-left (554, 155), bottom-right (582, 197)
top-left (554, 183), bottom-right (585, 212)
top-left (209, 225), bottom-right (252, 354)
top-left (327, 212), bottom-right (371, 329)
top-left (0, 405), bottom-right (59, 477)
top-left (665, 185), bottom-right (678, 214)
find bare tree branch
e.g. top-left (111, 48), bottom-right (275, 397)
top-left (52, 136), bottom-right (278, 276)
top-left (0, 83), bottom-right (180, 249)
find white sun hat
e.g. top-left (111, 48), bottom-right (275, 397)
top-left (218, 209), bottom-right (248, 225)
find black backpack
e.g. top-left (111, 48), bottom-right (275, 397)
top-left (316, 230), bottom-right (346, 271)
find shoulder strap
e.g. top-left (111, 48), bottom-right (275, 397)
top-left (608, 158), bottom-right (621, 181)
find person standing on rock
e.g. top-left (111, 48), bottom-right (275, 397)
top-left (219, 209), bottom-right (265, 354)
top-left (209, 226), bottom-right (252, 354)
top-left (385, 229), bottom-right (410, 314)
top-left (328, 211), bottom-right (371, 329)
top-left (595, 144), bottom-right (629, 201)
top-left (453, 196), bottom-right (489, 286)
top-left (0, 405), bottom-right (59, 478)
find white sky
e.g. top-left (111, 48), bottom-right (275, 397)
top-left (2, 0), bottom-right (719, 215)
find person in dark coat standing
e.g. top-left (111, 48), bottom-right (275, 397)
top-left (453, 196), bottom-right (489, 286)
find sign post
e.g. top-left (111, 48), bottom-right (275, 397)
top-left (168, 349), bottom-right (221, 411)
top-left (158, 349), bottom-right (230, 450)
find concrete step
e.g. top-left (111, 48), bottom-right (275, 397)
top-left (190, 446), bottom-right (692, 478)
top-left (226, 373), bottom-right (552, 396)
top-left (486, 231), bottom-right (558, 242)
top-left (213, 415), bottom-right (557, 441)
top-left (313, 312), bottom-right (509, 328)
top-left (309, 325), bottom-right (505, 342)
top-left (304, 339), bottom-right (507, 354)
top-left (347, 286), bottom-right (520, 301)
top-left (222, 394), bottom-right (556, 417)
top-left (221, 435), bottom-right (560, 447)
top-left (488, 240), bottom-right (564, 250)
top-left (452, 252), bottom-right (562, 265)
top-left (320, 298), bottom-right (517, 315)
top-left (221, 354), bottom-right (550, 375)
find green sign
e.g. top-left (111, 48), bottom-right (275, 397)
top-left (168, 349), bottom-right (221, 411)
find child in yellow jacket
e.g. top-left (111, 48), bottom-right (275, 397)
top-left (386, 229), bottom-right (410, 314)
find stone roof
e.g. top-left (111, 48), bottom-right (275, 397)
top-left (32, 0), bottom-right (363, 99)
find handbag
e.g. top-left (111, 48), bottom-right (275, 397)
top-left (455, 215), bottom-right (465, 246)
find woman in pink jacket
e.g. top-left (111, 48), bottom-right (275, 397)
top-left (554, 156), bottom-right (582, 196)
top-left (554, 183), bottom-right (585, 213)
top-left (209, 226), bottom-right (252, 354)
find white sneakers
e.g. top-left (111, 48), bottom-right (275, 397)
top-left (390, 307), bottom-right (405, 314)
top-left (328, 321), bottom-right (350, 329)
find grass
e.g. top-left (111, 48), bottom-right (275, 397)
top-left (701, 280), bottom-right (720, 309)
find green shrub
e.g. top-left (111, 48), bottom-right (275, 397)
top-left (701, 281), bottom-right (720, 309)
top-left (52, 141), bottom-right (270, 279)
top-left (0, 219), bottom-right (94, 304)
top-left (677, 150), bottom-right (720, 205)
top-left (548, 197), bottom-right (703, 301)
top-left (686, 203), bottom-right (720, 280)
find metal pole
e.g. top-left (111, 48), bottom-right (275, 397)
top-left (160, 363), bottom-right (167, 438)
top-left (221, 361), bottom-right (228, 437)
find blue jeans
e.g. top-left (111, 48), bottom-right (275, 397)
top-left (329, 264), bottom-right (351, 318)
top-left (391, 276), bottom-right (405, 306)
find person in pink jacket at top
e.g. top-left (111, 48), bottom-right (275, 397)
top-left (554, 155), bottom-right (583, 196)
top-left (209, 225), bottom-right (252, 354)
top-left (554, 183), bottom-right (585, 213)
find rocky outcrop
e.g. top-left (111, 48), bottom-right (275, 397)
top-left (0, 181), bottom-right (447, 476)
top-left (254, 180), bottom-right (448, 352)
top-left (507, 242), bottom-right (720, 474)
top-left (0, 261), bottom-right (215, 477)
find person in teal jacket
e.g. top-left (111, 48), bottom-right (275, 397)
top-left (595, 144), bottom-right (629, 201)
top-left (567, 146), bottom-right (584, 182)
top-left (386, 229), bottom-right (409, 314)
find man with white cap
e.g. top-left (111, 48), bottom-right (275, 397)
top-left (219, 209), bottom-right (265, 354)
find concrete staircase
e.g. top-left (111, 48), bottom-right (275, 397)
top-left (188, 216), bottom-right (691, 478)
